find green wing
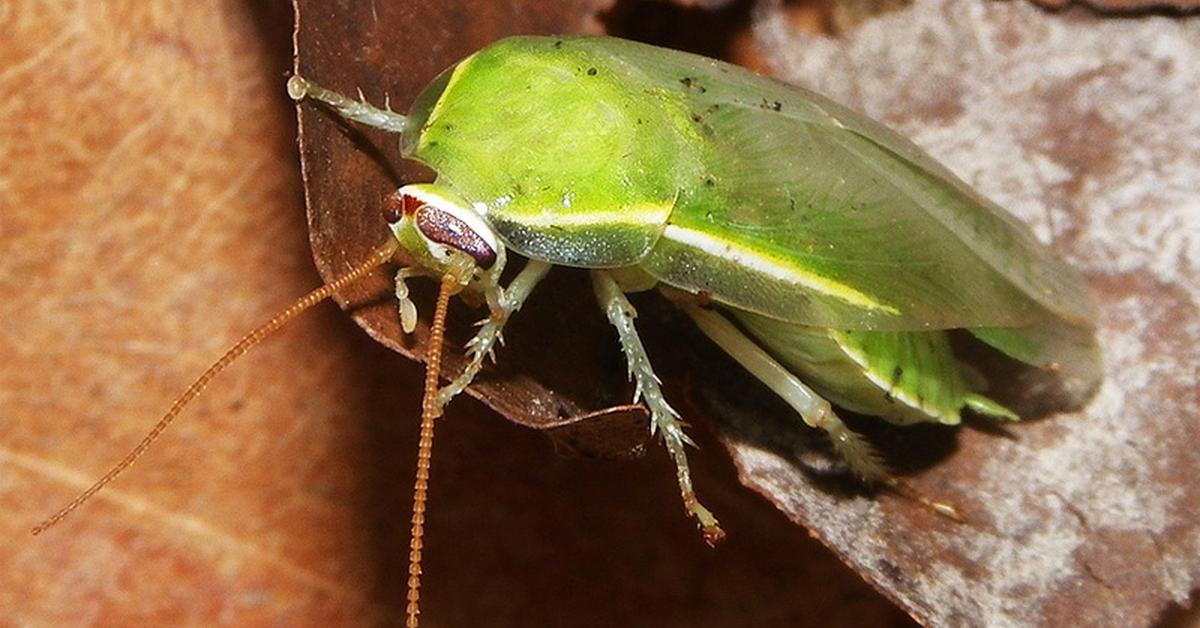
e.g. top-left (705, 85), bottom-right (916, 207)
top-left (569, 37), bottom-right (1100, 398)
top-left (571, 38), bottom-right (1089, 327)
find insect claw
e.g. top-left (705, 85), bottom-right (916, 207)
top-left (700, 522), bottom-right (726, 547)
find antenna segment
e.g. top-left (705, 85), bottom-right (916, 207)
top-left (404, 272), bottom-right (456, 628)
top-left (32, 239), bottom-right (400, 536)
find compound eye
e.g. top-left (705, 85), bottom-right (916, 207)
top-left (414, 204), bottom-right (498, 269)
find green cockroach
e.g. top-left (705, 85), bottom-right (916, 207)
top-left (37, 34), bottom-right (1101, 624)
top-left (285, 35), bottom-right (1101, 534)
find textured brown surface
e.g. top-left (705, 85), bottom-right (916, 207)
top-left (739, 1), bottom-right (1200, 625)
top-left (3, 0), bottom-right (909, 626)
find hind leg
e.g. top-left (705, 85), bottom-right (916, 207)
top-left (677, 302), bottom-right (962, 519)
top-left (679, 302), bottom-right (889, 482)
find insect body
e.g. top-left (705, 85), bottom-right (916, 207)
top-left (289, 35), bottom-right (1101, 542)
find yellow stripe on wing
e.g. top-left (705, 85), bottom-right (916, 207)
top-left (661, 224), bottom-right (899, 314)
top-left (482, 202), bottom-right (673, 228)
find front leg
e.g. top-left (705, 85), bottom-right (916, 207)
top-left (592, 270), bottom-right (724, 544)
top-left (288, 76), bottom-right (408, 134)
top-left (436, 259), bottom-right (552, 407)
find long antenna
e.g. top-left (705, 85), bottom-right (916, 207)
top-left (405, 272), bottom-right (456, 628)
top-left (32, 239), bottom-right (401, 536)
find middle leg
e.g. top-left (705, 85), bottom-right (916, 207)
top-left (592, 270), bottom-right (724, 544)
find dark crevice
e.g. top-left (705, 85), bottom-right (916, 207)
top-left (1037, 0), bottom-right (1200, 17)
top-left (598, 0), bottom-right (757, 62)
top-left (1157, 593), bottom-right (1200, 628)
